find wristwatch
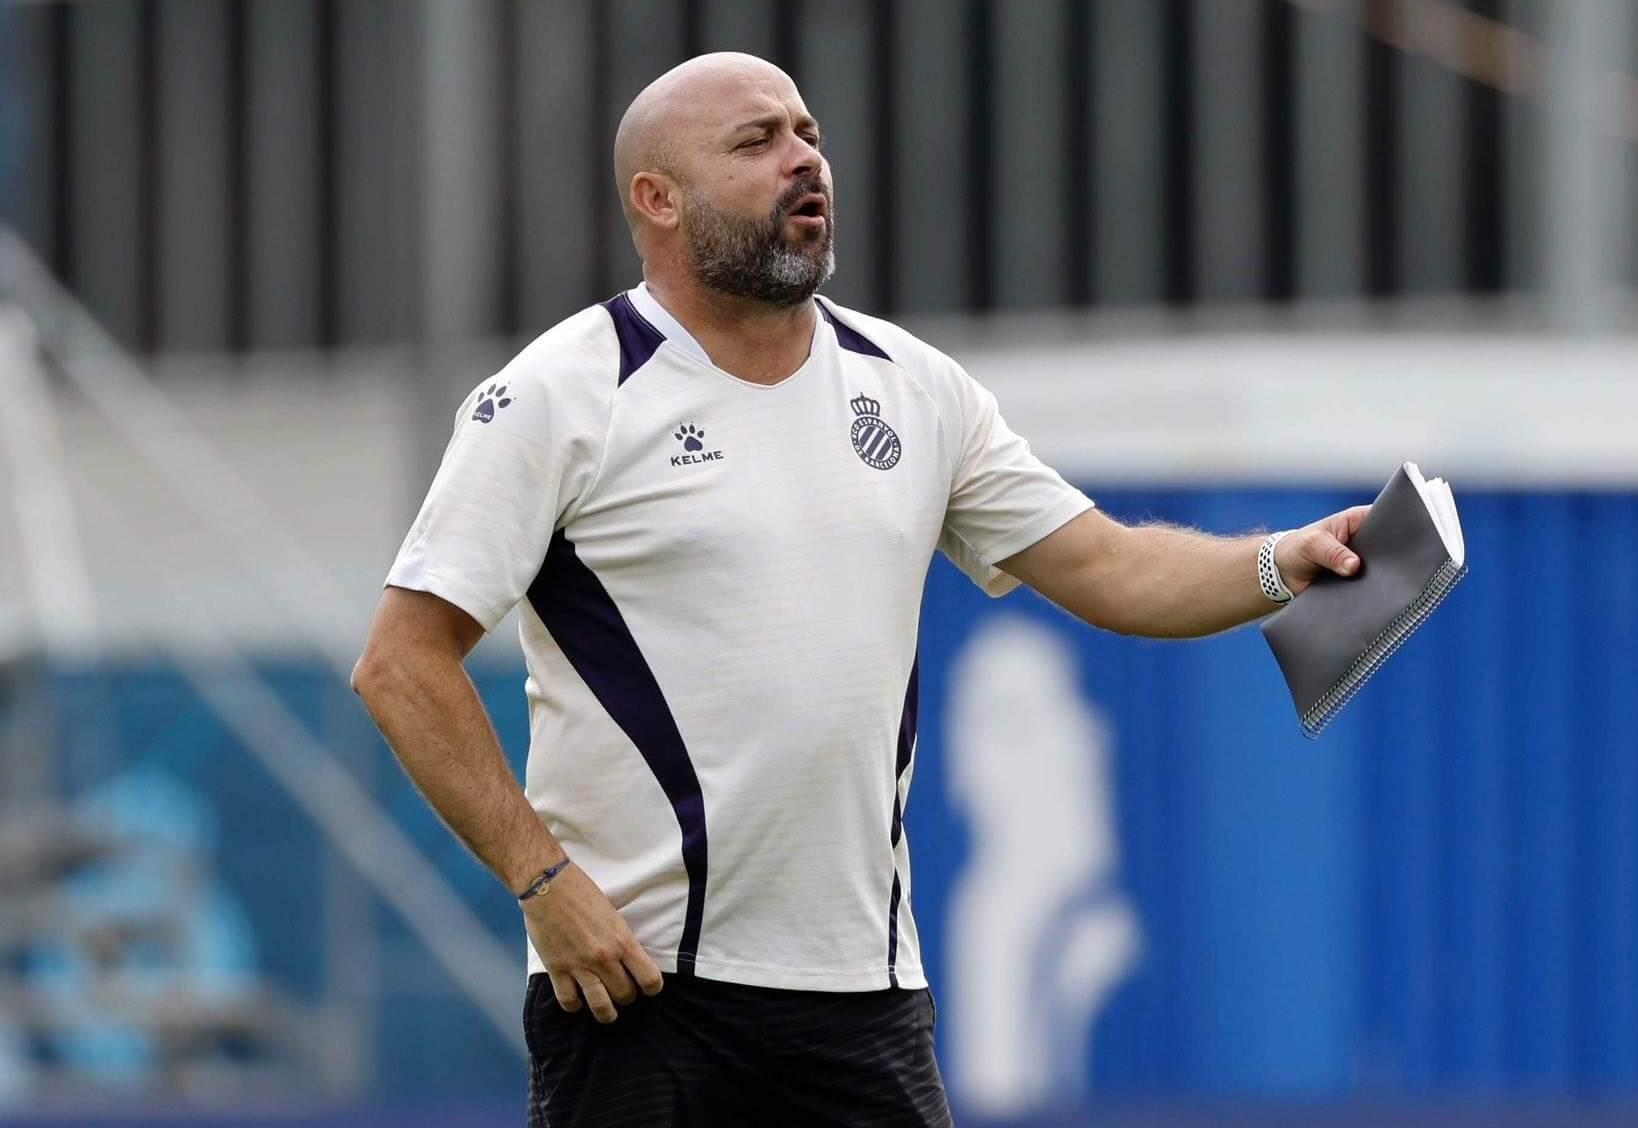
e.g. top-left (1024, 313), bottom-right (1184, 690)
top-left (1258, 531), bottom-right (1295, 604)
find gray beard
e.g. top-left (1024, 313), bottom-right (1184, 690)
top-left (683, 188), bottom-right (835, 307)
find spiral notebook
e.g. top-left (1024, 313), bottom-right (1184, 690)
top-left (1261, 461), bottom-right (1468, 739)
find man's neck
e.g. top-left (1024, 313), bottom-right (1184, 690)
top-left (642, 275), bottom-right (817, 387)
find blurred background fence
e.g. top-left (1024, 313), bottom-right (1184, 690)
top-left (4, 0), bottom-right (1636, 349)
top-left (2, 1), bottom-right (1637, 1125)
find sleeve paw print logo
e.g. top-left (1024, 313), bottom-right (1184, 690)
top-left (472, 383), bottom-right (513, 424)
top-left (674, 422), bottom-right (706, 452)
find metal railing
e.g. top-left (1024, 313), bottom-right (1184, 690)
top-left (0, 226), bottom-right (529, 1071)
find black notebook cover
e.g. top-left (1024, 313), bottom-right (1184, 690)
top-left (1260, 463), bottom-right (1468, 738)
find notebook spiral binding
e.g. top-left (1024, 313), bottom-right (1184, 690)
top-left (1300, 558), bottom-right (1470, 740)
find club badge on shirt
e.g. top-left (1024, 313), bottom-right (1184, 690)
top-left (849, 394), bottom-right (902, 471)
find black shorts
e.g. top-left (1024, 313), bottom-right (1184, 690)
top-left (523, 972), bottom-right (953, 1127)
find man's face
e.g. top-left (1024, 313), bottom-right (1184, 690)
top-left (675, 77), bottom-right (834, 306)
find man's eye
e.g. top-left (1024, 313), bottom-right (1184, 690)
top-left (738, 137), bottom-right (768, 150)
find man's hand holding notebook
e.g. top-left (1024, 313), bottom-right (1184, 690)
top-left (1261, 461), bottom-right (1469, 738)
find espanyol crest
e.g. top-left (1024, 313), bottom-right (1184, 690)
top-left (849, 393), bottom-right (902, 471)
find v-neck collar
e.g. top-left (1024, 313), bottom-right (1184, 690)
top-left (626, 283), bottom-right (712, 365)
top-left (624, 282), bottom-right (828, 390)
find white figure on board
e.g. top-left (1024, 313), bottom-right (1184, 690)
top-left (945, 615), bottom-right (1141, 1117)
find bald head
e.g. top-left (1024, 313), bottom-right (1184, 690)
top-left (614, 52), bottom-right (805, 233)
top-left (613, 52), bottom-right (834, 305)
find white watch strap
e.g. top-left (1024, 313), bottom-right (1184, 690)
top-left (1258, 531), bottom-right (1296, 604)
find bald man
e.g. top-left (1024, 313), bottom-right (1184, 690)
top-left (354, 52), bottom-right (1368, 1126)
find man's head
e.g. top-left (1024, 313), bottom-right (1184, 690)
top-left (614, 53), bottom-right (834, 307)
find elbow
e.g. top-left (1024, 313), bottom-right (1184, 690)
top-left (349, 655), bottom-right (375, 700)
top-left (350, 647), bottom-right (396, 702)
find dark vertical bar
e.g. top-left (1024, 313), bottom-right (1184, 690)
top-left (226, 0), bottom-right (249, 351)
top-left (871, 0), bottom-right (899, 314)
top-left (774, 0), bottom-right (801, 82)
top-left (315, 0), bottom-right (339, 347)
top-left (682, 0), bottom-right (705, 59)
top-left (1161, 0), bottom-right (1195, 305)
top-left (1363, 1), bottom-right (1398, 297)
top-left (136, 0), bottom-right (160, 352)
top-left (1262, 0), bottom-right (1295, 301)
top-left (1064, 0), bottom-right (1092, 306)
top-left (50, 2), bottom-right (75, 288)
top-left (498, 0), bottom-right (521, 334)
top-left (1463, 0), bottom-right (1503, 293)
top-left (590, 0), bottom-right (613, 298)
top-left (965, 0), bottom-right (994, 312)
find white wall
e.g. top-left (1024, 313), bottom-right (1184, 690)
top-left (4, 311), bottom-right (1636, 655)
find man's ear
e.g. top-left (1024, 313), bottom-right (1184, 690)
top-left (630, 172), bottom-right (680, 231)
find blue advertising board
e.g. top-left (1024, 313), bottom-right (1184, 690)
top-left (12, 486), bottom-right (1638, 1123)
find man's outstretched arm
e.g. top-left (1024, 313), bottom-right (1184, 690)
top-left (999, 504), bottom-right (1371, 639)
top-left (351, 586), bottom-right (662, 1022)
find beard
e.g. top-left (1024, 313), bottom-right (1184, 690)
top-left (682, 179), bottom-right (836, 307)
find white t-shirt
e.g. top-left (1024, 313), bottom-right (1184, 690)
top-left (386, 284), bottom-right (1095, 991)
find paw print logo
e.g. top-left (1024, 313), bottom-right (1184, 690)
top-left (674, 423), bottom-right (705, 452)
top-left (472, 383), bottom-right (513, 424)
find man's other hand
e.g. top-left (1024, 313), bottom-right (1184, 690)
top-left (521, 863), bottom-right (665, 1024)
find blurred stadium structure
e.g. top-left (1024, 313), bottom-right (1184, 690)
top-left (1, 1), bottom-right (1637, 1125)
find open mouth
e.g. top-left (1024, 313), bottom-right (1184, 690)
top-left (788, 194), bottom-right (828, 221)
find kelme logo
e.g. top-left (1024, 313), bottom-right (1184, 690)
top-left (670, 422), bottom-right (724, 466)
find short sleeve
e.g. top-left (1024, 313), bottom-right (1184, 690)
top-left (385, 367), bottom-right (605, 631)
top-left (938, 364), bottom-right (1095, 597)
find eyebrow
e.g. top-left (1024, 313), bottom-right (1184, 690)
top-left (729, 113), bottom-right (822, 137)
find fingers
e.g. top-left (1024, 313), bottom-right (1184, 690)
top-left (549, 970), bottom-right (582, 1013)
top-left (548, 952), bottom-right (651, 1020)
top-left (574, 971), bottom-right (618, 1024)
top-left (600, 958), bottom-right (639, 1006)
top-left (1316, 532), bottom-right (1359, 576)
top-left (1339, 504), bottom-right (1371, 539)
top-left (627, 945), bottom-right (665, 996)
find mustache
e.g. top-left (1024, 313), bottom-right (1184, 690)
top-left (773, 177), bottom-right (832, 219)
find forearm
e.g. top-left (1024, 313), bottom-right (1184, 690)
top-left (1099, 522), bottom-right (1277, 639)
top-left (354, 653), bottom-right (562, 894)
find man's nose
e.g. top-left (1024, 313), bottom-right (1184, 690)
top-left (788, 137), bottom-right (821, 178)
